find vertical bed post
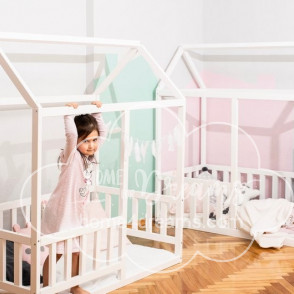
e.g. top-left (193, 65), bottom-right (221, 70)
top-left (155, 91), bottom-right (162, 222)
top-left (31, 108), bottom-right (42, 294)
top-left (0, 47), bottom-right (42, 293)
top-left (0, 239), bottom-right (6, 283)
top-left (200, 96), bottom-right (207, 166)
top-left (86, 1), bottom-right (101, 194)
top-left (231, 98), bottom-right (239, 180)
top-left (175, 105), bottom-right (185, 257)
top-left (230, 98), bottom-right (239, 229)
top-left (155, 46), bottom-right (184, 223)
top-left (117, 110), bottom-right (129, 280)
top-left (138, 45), bottom-right (185, 239)
top-left (182, 50), bottom-right (207, 167)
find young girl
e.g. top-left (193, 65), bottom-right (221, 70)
top-left (42, 101), bottom-right (107, 294)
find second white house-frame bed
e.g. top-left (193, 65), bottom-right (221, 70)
top-left (155, 43), bottom-right (294, 246)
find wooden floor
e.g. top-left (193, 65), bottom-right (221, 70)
top-left (110, 228), bottom-right (294, 294)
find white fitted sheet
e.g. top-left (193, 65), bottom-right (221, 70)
top-left (56, 244), bottom-right (176, 293)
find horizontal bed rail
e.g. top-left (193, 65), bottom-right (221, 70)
top-left (40, 216), bottom-right (124, 246)
top-left (158, 88), bottom-right (294, 101)
top-left (0, 281), bottom-right (30, 294)
top-left (158, 164), bottom-right (294, 238)
top-left (0, 194), bottom-right (50, 230)
top-left (161, 164), bottom-right (294, 201)
top-left (42, 99), bottom-right (184, 117)
top-left (0, 230), bottom-right (30, 245)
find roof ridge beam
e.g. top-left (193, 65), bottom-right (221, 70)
top-left (0, 32), bottom-right (140, 48)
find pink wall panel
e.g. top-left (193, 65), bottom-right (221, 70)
top-left (161, 69), bottom-right (294, 173)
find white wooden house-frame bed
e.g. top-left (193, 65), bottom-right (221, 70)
top-left (0, 33), bottom-right (185, 294)
top-left (156, 43), bottom-right (294, 243)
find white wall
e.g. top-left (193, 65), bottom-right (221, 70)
top-left (92, 0), bottom-right (202, 68)
top-left (0, 1), bottom-right (87, 203)
top-left (201, 0), bottom-right (294, 89)
top-left (0, 0), bottom-right (202, 202)
top-left (203, 0), bottom-right (294, 43)
top-left (201, 0), bottom-right (294, 172)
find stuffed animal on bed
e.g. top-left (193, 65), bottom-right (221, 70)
top-left (224, 183), bottom-right (260, 208)
top-left (13, 222), bottom-right (49, 267)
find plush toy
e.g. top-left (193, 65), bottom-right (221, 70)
top-left (12, 223), bottom-right (49, 267)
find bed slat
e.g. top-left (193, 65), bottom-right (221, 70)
top-left (93, 231), bottom-right (101, 271)
top-left (131, 196), bottom-right (138, 230)
top-left (285, 177), bottom-right (293, 202)
top-left (272, 176), bottom-right (278, 199)
top-left (0, 239), bottom-right (6, 281)
top-left (259, 175), bottom-right (266, 199)
top-left (160, 202), bottom-right (167, 235)
top-left (107, 227), bottom-right (113, 265)
top-left (64, 238), bottom-right (72, 281)
top-left (49, 243), bottom-right (56, 286)
top-left (117, 225), bottom-right (126, 280)
top-left (146, 200), bottom-right (153, 233)
top-left (79, 234), bottom-right (87, 275)
top-left (14, 242), bottom-right (22, 286)
top-left (0, 211), bottom-right (3, 229)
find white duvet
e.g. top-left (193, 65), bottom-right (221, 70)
top-left (237, 198), bottom-right (294, 248)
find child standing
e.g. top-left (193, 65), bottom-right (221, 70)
top-left (42, 101), bottom-right (107, 294)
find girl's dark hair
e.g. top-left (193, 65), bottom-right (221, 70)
top-left (74, 114), bottom-right (99, 169)
top-left (58, 114), bottom-right (99, 169)
top-left (74, 114), bottom-right (99, 141)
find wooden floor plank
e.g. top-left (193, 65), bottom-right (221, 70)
top-left (109, 227), bottom-right (294, 294)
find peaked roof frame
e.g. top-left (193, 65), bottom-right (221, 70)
top-left (0, 32), bottom-right (185, 112)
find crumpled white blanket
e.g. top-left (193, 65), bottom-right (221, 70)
top-left (237, 198), bottom-right (294, 248)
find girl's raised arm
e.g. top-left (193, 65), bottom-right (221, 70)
top-left (62, 103), bottom-right (79, 163)
top-left (63, 115), bottom-right (78, 163)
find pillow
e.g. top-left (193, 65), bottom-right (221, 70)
top-left (224, 183), bottom-right (260, 208)
top-left (13, 222), bottom-right (49, 267)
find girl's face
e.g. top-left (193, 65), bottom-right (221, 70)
top-left (77, 130), bottom-right (99, 156)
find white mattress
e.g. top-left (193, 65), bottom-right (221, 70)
top-left (56, 244), bottom-right (177, 293)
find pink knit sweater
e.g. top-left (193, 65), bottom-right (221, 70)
top-left (41, 112), bottom-right (107, 253)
